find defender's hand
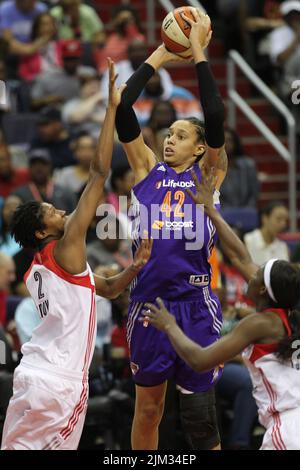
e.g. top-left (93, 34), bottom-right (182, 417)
top-left (132, 237), bottom-right (153, 270)
top-left (142, 298), bottom-right (176, 332)
top-left (186, 169), bottom-right (216, 213)
top-left (107, 57), bottom-right (127, 108)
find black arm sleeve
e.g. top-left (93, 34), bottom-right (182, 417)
top-left (115, 63), bottom-right (155, 143)
top-left (195, 61), bottom-right (225, 149)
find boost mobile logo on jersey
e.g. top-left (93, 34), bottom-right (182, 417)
top-left (152, 220), bottom-right (164, 230)
top-left (155, 179), bottom-right (195, 189)
top-left (152, 220), bottom-right (194, 231)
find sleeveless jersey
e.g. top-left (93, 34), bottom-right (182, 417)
top-left (129, 162), bottom-right (220, 301)
top-left (21, 240), bottom-right (96, 380)
top-left (243, 310), bottom-right (300, 437)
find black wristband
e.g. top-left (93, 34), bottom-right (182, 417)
top-left (196, 61), bottom-right (225, 148)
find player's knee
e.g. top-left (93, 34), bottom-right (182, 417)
top-left (179, 389), bottom-right (220, 450)
top-left (136, 401), bottom-right (164, 428)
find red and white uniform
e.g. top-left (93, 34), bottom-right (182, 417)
top-left (1, 241), bottom-right (96, 450)
top-left (243, 309), bottom-right (300, 450)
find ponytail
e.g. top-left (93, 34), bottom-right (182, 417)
top-left (277, 309), bottom-right (300, 360)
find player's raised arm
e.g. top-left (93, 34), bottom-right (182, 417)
top-left (54, 59), bottom-right (124, 273)
top-left (115, 45), bottom-right (189, 183)
top-left (142, 298), bottom-right (275, 373)
top-left (183, 11), bottom-right (227, 189)
top-left (186, 170), bottom-right (258, 282)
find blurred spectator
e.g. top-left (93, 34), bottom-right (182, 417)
top-left (54, 132), bottom-right (95, 195)
top-left (94, 5), bottom-right (144, 74)
top-left (219, 226), bottom-right (255, 310)
top-left (18, 12), bottom-right (62, 82)
top-left (14, 297), bottom-right (40, 345)
top-left (1, 27), bottom-right (50, 65)
top-left (243, 0), bottom-right (283, 83)
top-left (244, 201), bottom-right (289, 264)
top-left (0, 143), bottom-right (29, 198)
top-left (142, 100), bottom-right (177, 159)
top-left (107, 165), bottom-right (134, 213)
top-left (50, 0), bottom-right (105, 43)
top-left (12, 148), bottom-right (76, 213)
top-left (0, 252), bottom-right (16, 326)
top-left (0, 195), bottom-right (22, 257)
top-left (30, 38), bottom-right (82, 110)
top-left (30, 107), bottom-right (75, 169)
top-left (269, 0), bottom-right (300, 66)
top-left (0, 0), bottom-right (47, 43)
top-left (87, 214), bottom-right (132, 271)
top-left (62, 73), bottom-right (105, 138)
top-left (0, 59), bottom-right (28, 113)
top-left (100, 40), bottom-right (174, 105)
top-left (220, 128), bottom-right (259, 208)
top-left (220, 259), bottom-right (252, 309)
top-left (132, 72), bottom-right (202, 128)
top-left (106, 166), bottom-right (134, 239)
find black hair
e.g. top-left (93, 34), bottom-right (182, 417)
top-left (259, 201), bottom-right (287, 228)
top-left (110, 165), bottom-right (131, 192)
top-left (268, 260), bottom-right (300, 360)
top-left (184, 117), bottom-right (206, 162)
top-left (10, 201), bottom-right (45, 249)
top-left (184, 117), bottom-right (206, 144)
top-left (30, 12), bottom-right (56, 41)
top-left (224, 126), bottom-right (244, 157)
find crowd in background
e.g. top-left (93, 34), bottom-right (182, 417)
top-left (0, 0), bottom-right (300, 450)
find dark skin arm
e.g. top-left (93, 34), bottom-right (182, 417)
top-left (93, 237), bottom-right (153, 298)
top-left (143, 298), bottom-right (284, 373)
top-left (186, 170), bottom-right (257, 282)
top-left (54, 59), bottom-right (125, 275)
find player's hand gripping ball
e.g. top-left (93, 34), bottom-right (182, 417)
top-left (161, 6), bottom-right (212, 57)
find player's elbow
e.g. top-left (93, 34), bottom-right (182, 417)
top-left (96, 286), bottom-right (119, 300)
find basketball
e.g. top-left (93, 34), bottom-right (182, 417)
top-left (161, 6), bottom-right (211, 57)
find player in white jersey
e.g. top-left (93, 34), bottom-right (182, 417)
top-left (142, 170), bottom-right (300, 450)
top-left (1, 60), bottom-right (152, 451)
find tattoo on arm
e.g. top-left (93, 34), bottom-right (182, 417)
top-left (216, 148), bottom-right (228, 173)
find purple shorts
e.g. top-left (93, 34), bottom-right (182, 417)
top-left (127, 289), bottom-right (223, 392)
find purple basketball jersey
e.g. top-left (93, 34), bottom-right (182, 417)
top-left (129, 162), bottom-right (220, 301)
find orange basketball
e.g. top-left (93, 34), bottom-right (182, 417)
top-left (161, 6), bottom-right (211, 57)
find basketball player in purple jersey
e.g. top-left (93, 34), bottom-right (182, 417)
top-left (115, 12), bottom-right (227, 450)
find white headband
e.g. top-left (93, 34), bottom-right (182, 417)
top-left (263, 259), bottom-right (278, 303)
